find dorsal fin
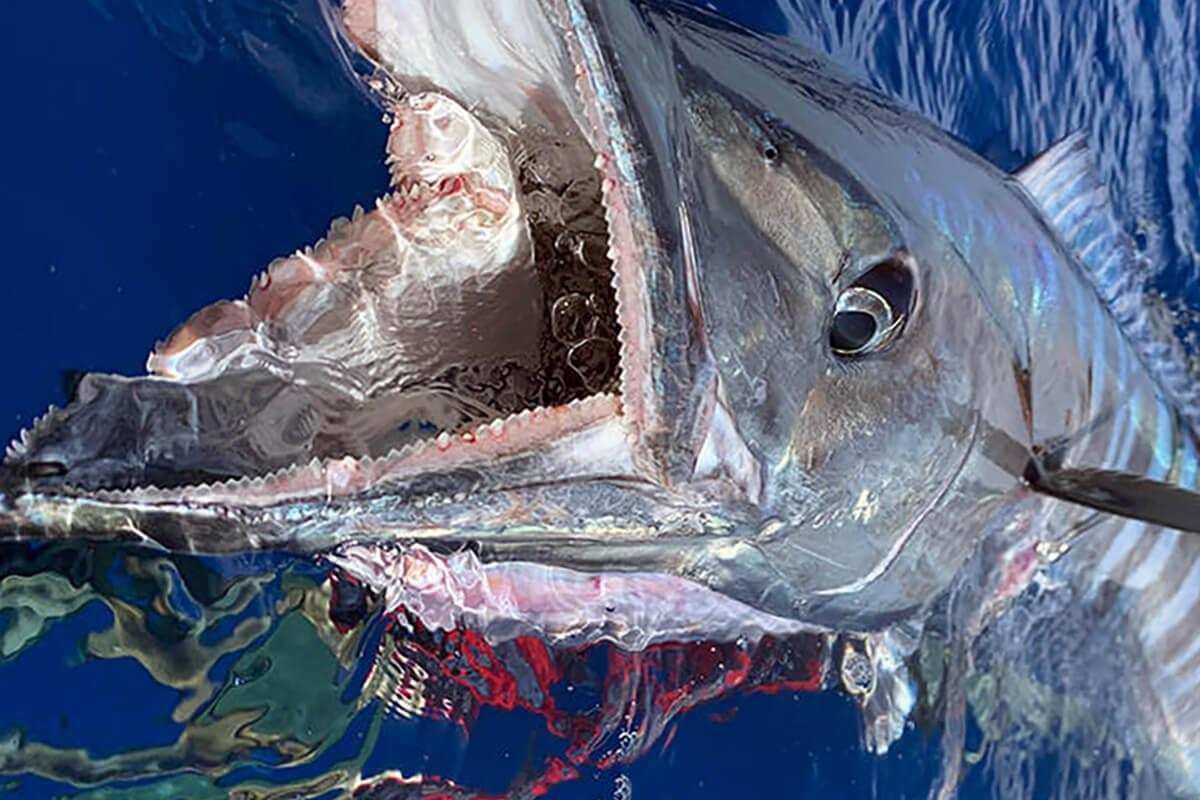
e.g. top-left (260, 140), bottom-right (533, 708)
top-left (1016, 133), bottom-right (1200, 438)
top-left (1016, 133), bottom-right (1136, 296)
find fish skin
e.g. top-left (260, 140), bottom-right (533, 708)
top-left (3, 1), bottom-right (1200, 790)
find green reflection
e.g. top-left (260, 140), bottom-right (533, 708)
top-left (0, 573), bottom-right (94, 659)
top-left (0, 552), bottom-right (390, 793)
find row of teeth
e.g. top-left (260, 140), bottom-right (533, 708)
top-left (384, 162), bottom-right (434, 192)
top-left (245, 202), bottom-right (374, 293)
top-left (84, 393), bottom-right (617, 506)
top-left (4, 405), bottom-right (62, 464)
top-left (384, 182), bottom-right (431, 206)
top-left (242, 179), bottom-right (428, 293)
top-left (555, 2), bottom-right (635, 416)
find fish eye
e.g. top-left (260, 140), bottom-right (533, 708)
top-left (829, 258), bottom-right (915, 358)
top-left (829, 287), bottom-right (897, 356)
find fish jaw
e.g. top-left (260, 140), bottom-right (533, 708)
top-left (4, 1), bottom-right (728, 507)
top-left (327, 541), bottom-right (822, 650)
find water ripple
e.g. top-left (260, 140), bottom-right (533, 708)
top-left (781, 0), bottom-right (1200, 322)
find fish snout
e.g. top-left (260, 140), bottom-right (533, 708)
top-left (0, 461), bottom-right (26, 522)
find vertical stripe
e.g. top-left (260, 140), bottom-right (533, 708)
top-left (1126, 531), bottom-right (1181, 589)
top-left (1149, 397), bottom-right (1177, 480)
top-left (1086, 281), bottom-right (1107, 425)
top-left (1111, 336), bottom-right (1140, 472)
top-left (1164, 597), bottom-right (1200, 675)
top-left (1144, 556), bottom-right (1200, 649)
top-left (1094, 519), bottom-right (1148, 577)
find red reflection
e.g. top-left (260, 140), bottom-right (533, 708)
top-left (331, 570), bottom-right (828, 798)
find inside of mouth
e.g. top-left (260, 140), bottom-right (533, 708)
top-left (330, 112), bottom-right (624, 435)
top-left (7, 91), bottom-right (624, 492)
top-left (366, 121), bottom-right (622, 445)
top-left (441, 124), bottom-right (621, 413)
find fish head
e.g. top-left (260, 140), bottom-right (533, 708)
top-left (3, 1), bottom-right (1043, 633)
top-left (678, 90), bottom-right (998, 602)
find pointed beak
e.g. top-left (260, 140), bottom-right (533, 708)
top-left (0, 464), bottom-right (26, 533)
top-left (0, 462), bottom-right (18, 507)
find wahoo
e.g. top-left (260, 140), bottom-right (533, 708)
top-left (2, 1), bottom-right (1200, 795)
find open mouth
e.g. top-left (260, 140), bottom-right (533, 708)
top-left (4, 0), bottom-right (652, 502)
top-left (142, 86), bottom-right (625, 471)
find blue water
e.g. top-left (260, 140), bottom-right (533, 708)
top-left (0, 1), bottom-right (1196, 798)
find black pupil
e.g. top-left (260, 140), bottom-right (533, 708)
top-left (830, 311), bottom-right (877, 352)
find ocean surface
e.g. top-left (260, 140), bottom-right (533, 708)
top-left (0, 1), bottom-right (1197, 798)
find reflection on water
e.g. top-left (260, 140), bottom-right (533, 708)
top-left (0, 545), bottom-right (829, 797)
top-left (0, 537), bottom-right (1173, 798)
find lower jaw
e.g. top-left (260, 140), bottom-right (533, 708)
top-left (328, 541), bottom-right (822, 651)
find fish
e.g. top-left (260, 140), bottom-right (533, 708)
top-left (2, 0), bottom-right (1200, 795)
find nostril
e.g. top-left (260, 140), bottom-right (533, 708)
top-left (25, 461), bottom-right (68, 479)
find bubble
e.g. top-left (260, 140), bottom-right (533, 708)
top-left (568, 338), bottom-right (619, 393)
top-left (551, 292), bottom-right (595, 344)
top-left (512, 125), bottom-right (621, 404)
